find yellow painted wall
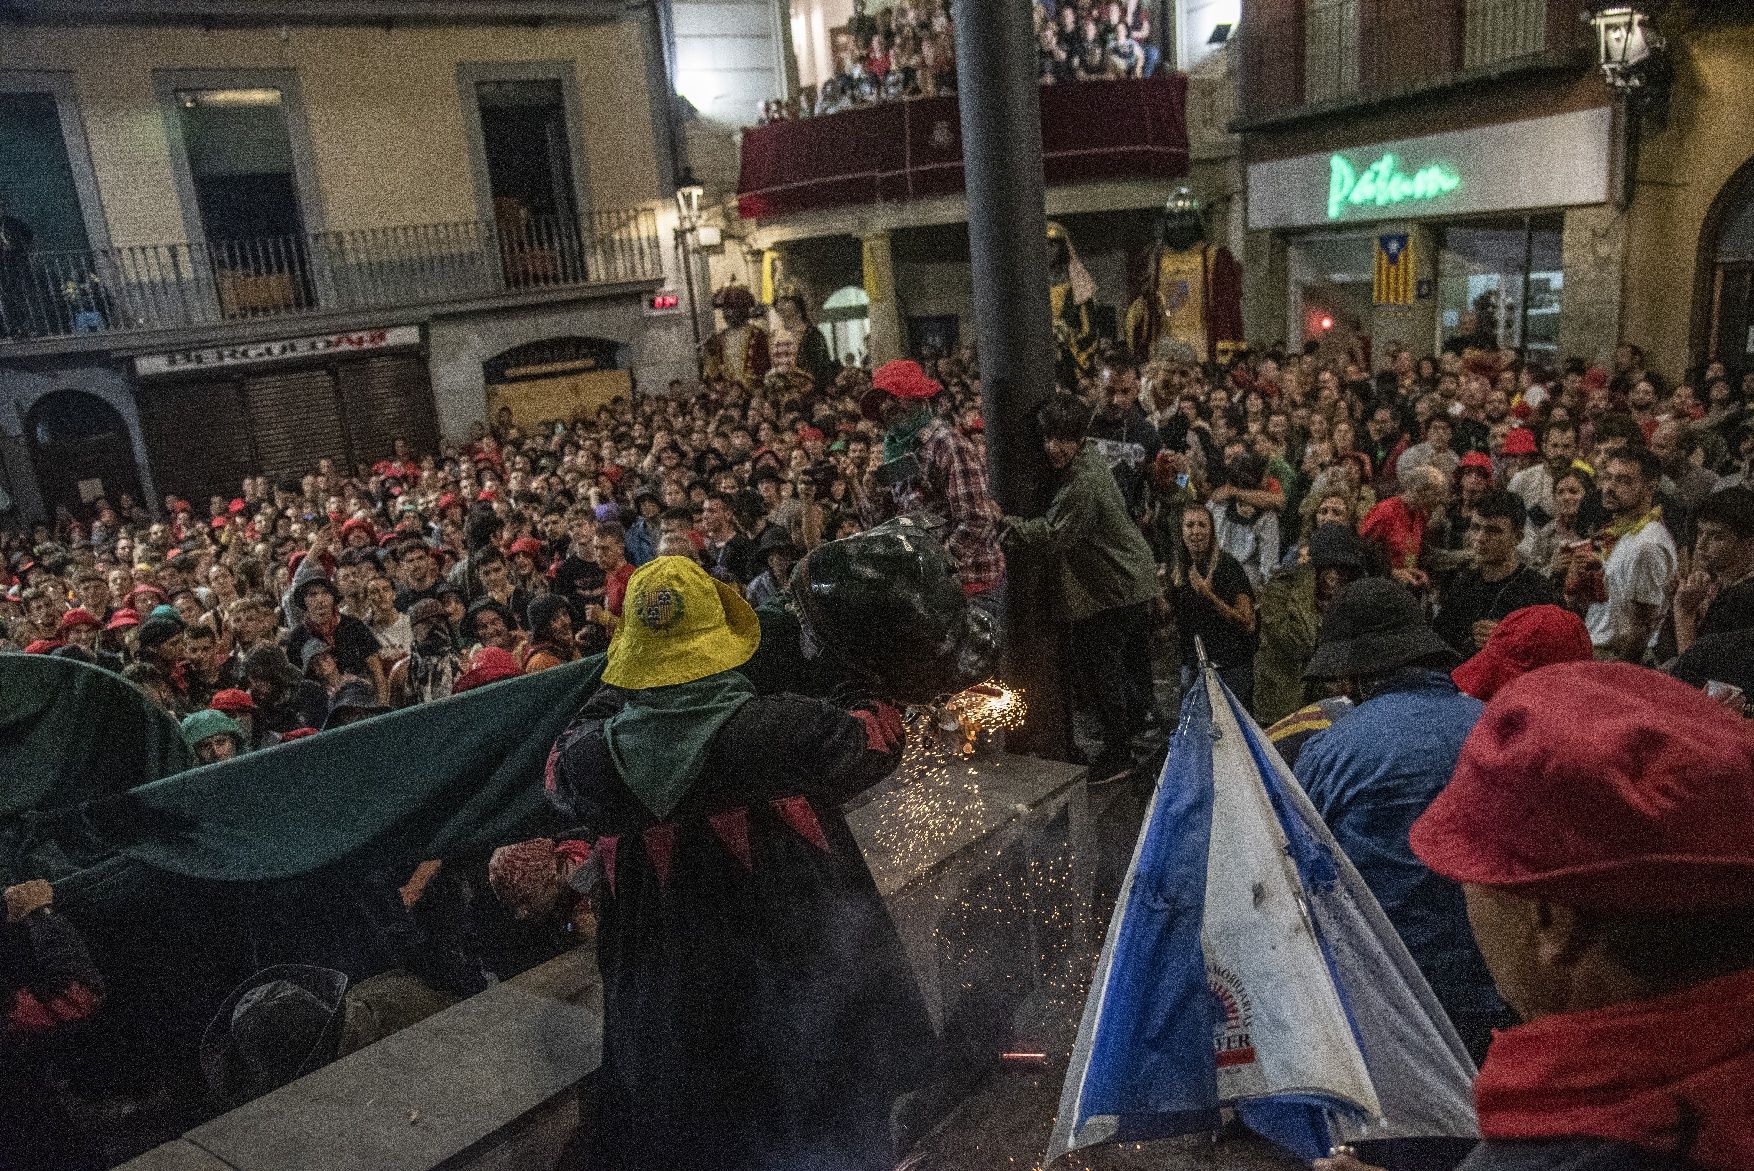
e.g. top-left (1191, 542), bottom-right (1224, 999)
top-left (1620, 22), bottom-right (1754, 379)
top-left (1, 20), bottom-right (663, 246)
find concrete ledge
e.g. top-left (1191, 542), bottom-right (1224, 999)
top-left (118, 951), bottom-right (600, 1171)
top-left (118, 750), bottom-right (1090, 1171)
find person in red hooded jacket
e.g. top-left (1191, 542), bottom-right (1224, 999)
top-left (1322, 662), bottom-right (1754, 1171)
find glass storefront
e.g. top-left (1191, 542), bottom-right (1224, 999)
top-left (1435, 215), bottom-right (1564, 363)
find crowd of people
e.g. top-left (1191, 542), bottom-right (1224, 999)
top-left (4, 295), bottom-right (1753, 1169)
top-left (756, 0), bottom-right (1158, 123)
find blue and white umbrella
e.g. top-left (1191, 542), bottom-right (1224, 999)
top-left (1048, 659), bottom-right (1478, 1163)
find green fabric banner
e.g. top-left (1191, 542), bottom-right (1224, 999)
top-left (119, 655), bottom-right (605, 882)
top-left (0, 653), bottom-right (192, 818)
top-left (2, 652), bottom-right (604, 887)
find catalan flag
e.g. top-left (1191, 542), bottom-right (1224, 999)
top-left (1374, 233), bottom-right (1415, 306)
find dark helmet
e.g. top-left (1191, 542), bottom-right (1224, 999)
top-left (789, 518), bottom-right (1000, 704)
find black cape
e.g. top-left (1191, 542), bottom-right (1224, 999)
top-left (548, 686), bottom-right (936, 1171)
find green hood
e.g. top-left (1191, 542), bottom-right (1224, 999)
top-left (603, 670), bottom-right (756, 818)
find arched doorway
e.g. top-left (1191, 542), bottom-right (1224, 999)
top-left (27, 389), bottom-right (143, 520)
top-left (1695, 157), bottom-right (1754, 373)
top-left (820, 285), bottom-right (871, 369)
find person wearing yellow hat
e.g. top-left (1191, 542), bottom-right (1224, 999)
top-left (544, 555), bottom-right (932, 1171)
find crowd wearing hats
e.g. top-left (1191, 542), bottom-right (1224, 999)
top-left (0, 346), bottom-right (997, 748)
top-left (5, 304), bottom-right (1754, 1169)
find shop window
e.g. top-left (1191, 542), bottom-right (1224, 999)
top-left (1436, 217), bottom-right (1562, 364)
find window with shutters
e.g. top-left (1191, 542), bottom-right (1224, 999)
top-left (337, 354), bottom-right (440, 472)
top-left (242, 367), bottom-right (350, 484)
top-left (141, 378), bottom-right (257, 505)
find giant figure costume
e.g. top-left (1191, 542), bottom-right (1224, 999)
top-left (1124, 188), bottom-right (1244, 365)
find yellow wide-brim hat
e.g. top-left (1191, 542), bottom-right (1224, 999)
top-left (603, 556), bottom-right (761, 690)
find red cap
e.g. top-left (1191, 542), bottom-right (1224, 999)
top-left (437, 493), bottom-right (460, 513)
top-left (870, 359), bottom-right (942, 402)
top-left (105, 607), bottom-right (142, 631)
top-left (228, 498), bottom-right (248, 514)
top-left (340, 517), bottom-right (375, 541)
top-left (454, 645), bottom-right (523, 693)
top-left (1411, 662), bottom-right (1754, 913)
top-left (1456, 450), bottom-right (1495, 478)
top-left (798, 426), bottom-right (825, 443)
top-left (477, 488), bottom-right (497, 502)
top-left (1500, 426), bottom-right (1537, 456)
top-left (209, 688), bottom-right (257, 714)
top-left (507, 536), bottom-right (545, 558)
top-left (211, 516), bottom-right (229, 529)
top-left (24, 638), bottom-right (65, 655)
top-left (56, 607), bottom-right (100, 634)
top-left (279, 727), bottom-right (319, 742)
top-left (1452, 605), bottom-right (1593, 702)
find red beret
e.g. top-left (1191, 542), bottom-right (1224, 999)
top-left (454, 646), bottom-right (523, 693)
top-left (1500, 426), bottom-right (1537, 456)
top-left (1412, 662), bottom-right (1754, 913)
top-left (209, 688), bottom-right (257, 714)
top-left (56, 607), bottom-right (100, 634)
top-left (871, 359), bottom-right (942, 402)
top-left (1456, 450), bottom-right (1495, 479)
top-left (1452, 605), bottom-right (1593, 702)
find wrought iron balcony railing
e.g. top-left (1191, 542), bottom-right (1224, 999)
top-left (0, 207), bottom-right (663, 343)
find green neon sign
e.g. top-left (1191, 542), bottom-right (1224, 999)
top-left (1327, 152), bottom-right (1462, 220)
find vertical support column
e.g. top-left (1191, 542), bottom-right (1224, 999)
top-left (860, 229), bottom-right (905, 363)
top-left (951, 0), bottom-right (1068, 757)
top-left (1559, 203), bottom-right (1625, 370)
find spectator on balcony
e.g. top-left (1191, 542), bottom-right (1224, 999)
top-left (1039, 20), bottom-right (1074, 83)
top-left (1120, 0), bottom-right (1158, 76)
top-left (864, 32), bottom-right (891, 83)
top-left (0, 193), bottom-right (37, 341)
top-left (847, 0), bottom-right (876, 47)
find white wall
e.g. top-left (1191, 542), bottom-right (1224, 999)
top-left (790, 0), bottom-right (854, 91)
top-left (672, 0), bottom-right (789, 128)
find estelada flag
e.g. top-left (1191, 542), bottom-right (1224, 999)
top-left (1047, 659), bottom-right (1477, 1165)
top-left (1374, 233), bottom-right (1415, 305)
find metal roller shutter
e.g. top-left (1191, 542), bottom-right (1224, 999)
top-left (242, 366), bottom-right (350, 484)
top-left (336, 353), bottom-right (440, 471)
top-left (140, 377), bottom-right (257, 507)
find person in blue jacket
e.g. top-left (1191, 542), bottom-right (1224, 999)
top-left (1293, 577), bottom-right (1510, 1059)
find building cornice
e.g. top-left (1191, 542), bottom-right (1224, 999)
top-left (0, 0), bottom-right (641, 27)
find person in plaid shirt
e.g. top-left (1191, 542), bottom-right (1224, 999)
top-left (856, 359), bottom-right (1005, 598)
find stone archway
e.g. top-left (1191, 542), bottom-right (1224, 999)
top-left (25, 388), bottom-right (145, 520)
top-left (1692, 154), bottom-right (1754, 374)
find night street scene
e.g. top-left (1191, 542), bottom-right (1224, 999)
top-left (1, 1), bottom-right (1750, 1169)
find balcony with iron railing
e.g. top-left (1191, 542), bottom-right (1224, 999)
top-left (0, 207), bottom-right (665, 349)
top-left (1239, 0), bottom-right (1590, 125)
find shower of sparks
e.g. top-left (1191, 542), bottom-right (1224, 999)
top-left (942, 679), bottom-right (1029, 755)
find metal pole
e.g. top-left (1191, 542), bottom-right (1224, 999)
top-left (951, 0), bottom-right (1068, 758)
top-left (676, 227), bottom-right (704, 370)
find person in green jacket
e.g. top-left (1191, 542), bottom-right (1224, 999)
top-left (1252, 522), bottom-right (1371, 724)
top-left (1003, 394), bottom-right (1161, 782)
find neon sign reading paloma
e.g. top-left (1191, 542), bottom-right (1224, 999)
top-left (1327, 152), bottom-right (1461, 220)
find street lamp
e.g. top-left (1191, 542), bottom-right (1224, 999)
top-left (673, 167), bottom-right (707, 363)
top-left (1584, 3), bottom-right (1668, 117)
top-left (674, 167), bottom-right (705, 231)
